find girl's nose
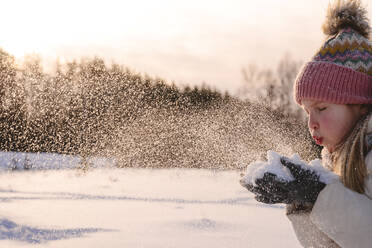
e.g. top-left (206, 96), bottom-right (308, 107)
top-left (308, 114), bottom-right (319, 130)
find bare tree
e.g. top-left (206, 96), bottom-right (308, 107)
top-left (240, 54), bottom-right (304, 119)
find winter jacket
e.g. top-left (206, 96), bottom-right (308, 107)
top-left (287, 115), bottom-right (372, 248)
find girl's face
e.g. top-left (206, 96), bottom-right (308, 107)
top-left (302, 100), bottom-right (367, 153)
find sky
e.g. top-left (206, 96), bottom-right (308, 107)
top-left (2, 0), bottom-right (372, 94)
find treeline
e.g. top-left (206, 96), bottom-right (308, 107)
top-left (0, 48), bottom-right (320, 169)
top-left (239, 54), bottom-right (305, 119)
top-left (0, 49), bottom-right (230, 157)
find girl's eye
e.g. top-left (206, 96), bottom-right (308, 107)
top-left (318, 107), bottom-right (327, 112)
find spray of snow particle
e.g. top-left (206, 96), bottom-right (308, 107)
top-left (104, 99), bottom-right (320, 170)
top-left (0, 52), bottom-right (320, 170)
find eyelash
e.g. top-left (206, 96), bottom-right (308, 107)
top-left (304, 107), bottom-right (326, 115)
top-left (318, 107), bottom-right (326, 112)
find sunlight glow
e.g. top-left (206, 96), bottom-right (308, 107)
top-left (1, 0), bottom-right (371, 92)
top-left (1, 0), bottom-right (288, 57)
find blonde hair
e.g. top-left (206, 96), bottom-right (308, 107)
top-left (332, 113), bottom-right (369, 193)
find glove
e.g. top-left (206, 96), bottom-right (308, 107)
top-left (280, 157), bottom-right (326, 205)
top-left (242, 157), bottom-right (326, 205)
top-left (241, 172), bottom-right (293, 204)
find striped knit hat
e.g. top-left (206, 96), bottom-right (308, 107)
top-left (295, 0), bottom-right (372, 105)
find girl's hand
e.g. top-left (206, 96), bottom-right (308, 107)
top-left (241, 157), bottom-right (326, 205)
top-left (280, 157), bottom-right (326, 205)
top-left (241, 172), bottom-right (291, 204)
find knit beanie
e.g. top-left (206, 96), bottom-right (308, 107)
top-left (294, 0), bottom-right (372, 105)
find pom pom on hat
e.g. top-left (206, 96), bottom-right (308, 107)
top-left (322, 0), bottom-right (370, 38)
top-left (294, 0), bottom-right (372, 105)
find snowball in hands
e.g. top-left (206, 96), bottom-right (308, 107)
top-left (240, 151), bottom-right (339, 205)
top-left (241, 151), bottom-right (338, 187)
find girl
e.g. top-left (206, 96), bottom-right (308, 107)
top-left (242, 0), bottom-right (372, 247)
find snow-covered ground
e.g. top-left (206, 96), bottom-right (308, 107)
top-left (0, 152), bottom-right (301, 247)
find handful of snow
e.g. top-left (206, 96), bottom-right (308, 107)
top-left (240, 151), bottom-right (339, 187)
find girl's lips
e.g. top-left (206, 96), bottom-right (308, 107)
top-left (313, 136), bottom-right (323, 145)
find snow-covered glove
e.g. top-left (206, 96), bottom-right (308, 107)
top-left (242, 157), bottom-right (326, 205)
top-left (278, 157), bottom-right (326, 205)
top-left (242, 172), bottom-right (292, 204)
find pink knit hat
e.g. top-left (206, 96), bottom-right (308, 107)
top-left (295, 0), bottom-right (372, 105)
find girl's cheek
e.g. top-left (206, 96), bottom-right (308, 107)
top-left (320, 113), bottom-right (333, 128)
